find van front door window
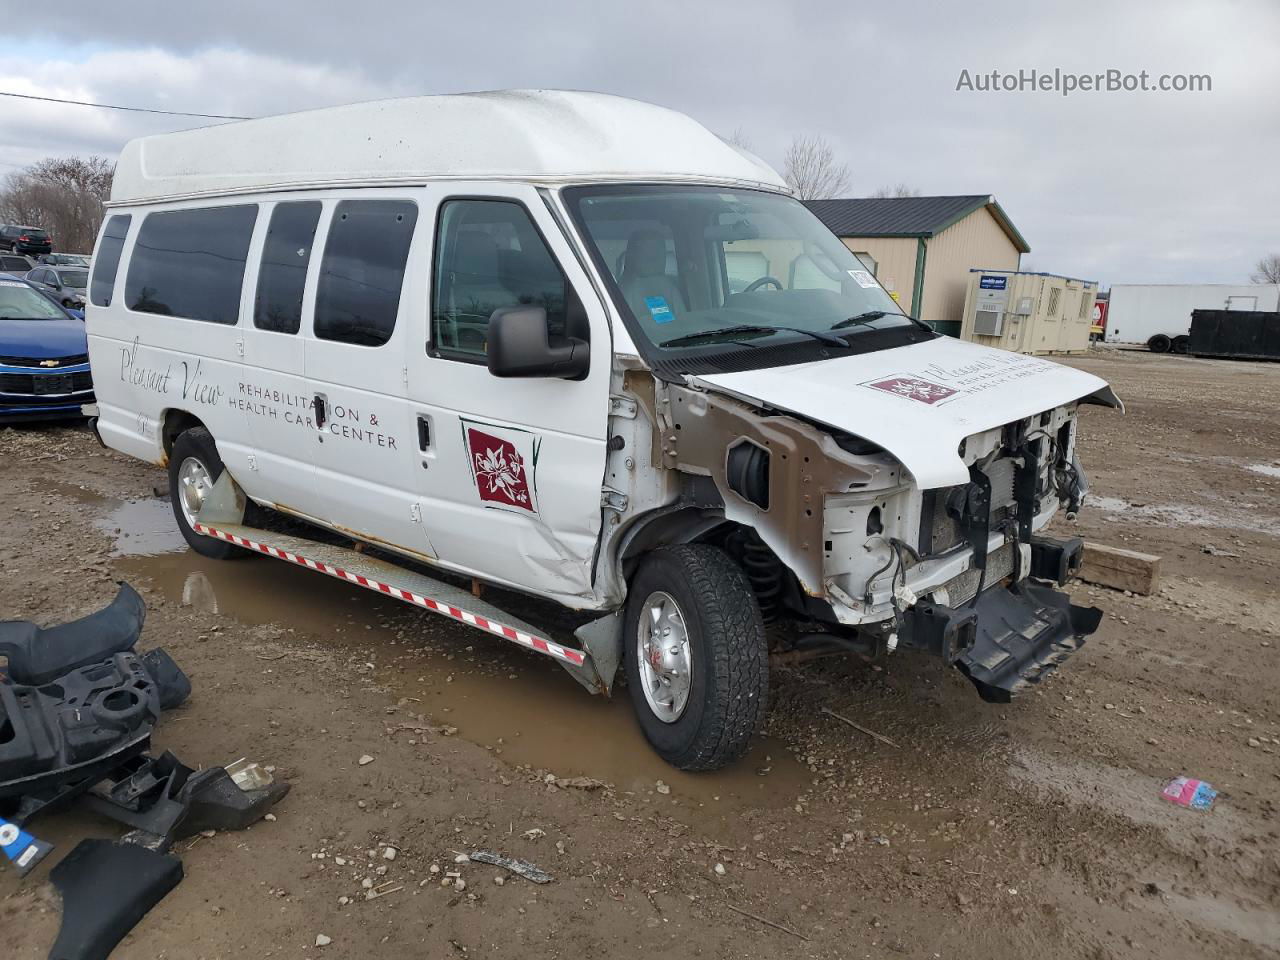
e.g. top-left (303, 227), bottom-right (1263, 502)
top-left (430, 199), bottom-right (570, 362)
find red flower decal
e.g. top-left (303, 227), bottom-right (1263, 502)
top-left (865, 376), bottom-right (958, 405)
top-left (467, 428), bottom-right (535, 512)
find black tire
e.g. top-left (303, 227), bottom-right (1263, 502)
top-left (1148, 334), bottom-right (1171, 353)
top-left (623, 545), bottom-right (768, 771)
top-left (1171, 335), bottom-right (1190, 354)
top-left (168, 426), bottom-right (248, 560)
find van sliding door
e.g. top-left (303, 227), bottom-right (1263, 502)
top-left (300, 193), bottom-right (433, 559)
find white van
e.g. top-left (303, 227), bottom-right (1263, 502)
top-left (85, 90), bottom-right (1120, 770)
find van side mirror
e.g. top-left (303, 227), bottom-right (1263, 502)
top-left (486, 306), bottom-right (589, 379)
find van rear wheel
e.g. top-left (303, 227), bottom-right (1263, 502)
top-left (623, 545), bottom-right (768, 771)
top-left (168, 426), bottom-right (248, 560)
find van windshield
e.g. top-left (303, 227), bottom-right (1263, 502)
top-left (564, 185), bottom-right (920, 370)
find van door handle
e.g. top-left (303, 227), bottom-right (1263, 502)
top-left (313, 394), bottom-right (327, 428)
top-left (416, 414), bottom-right (431, 451)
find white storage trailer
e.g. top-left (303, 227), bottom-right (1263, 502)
top-left (1104, 283), bottom-right (1280, 352)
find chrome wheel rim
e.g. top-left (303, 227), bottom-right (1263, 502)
top-left (177, 456), bottom-right (213, 529)
top-left (637, 591), bottom-right (693, 723)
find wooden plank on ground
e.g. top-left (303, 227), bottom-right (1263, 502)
top-left (1078, 542), bottom-right (1161, 595)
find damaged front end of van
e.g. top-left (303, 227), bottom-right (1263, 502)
top-left (640, 339), bottom-right (1122, 703)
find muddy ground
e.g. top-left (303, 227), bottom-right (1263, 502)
top-left (1, 347), bottom-right (1277, 959)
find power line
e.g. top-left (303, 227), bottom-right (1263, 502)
top-left (0, 90), bottom-right (249, 120)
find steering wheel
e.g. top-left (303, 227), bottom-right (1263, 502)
top-left (743, 276), bottom-right (783, 293)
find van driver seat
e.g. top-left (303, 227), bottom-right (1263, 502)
top-left (619, 230), bottom-right (684, 323)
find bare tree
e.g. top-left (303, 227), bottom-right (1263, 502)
top-left (782, 135), bottom-right (850, 200)
top-left (722, 127), bottom-right (754, 151)
top-left (0, 156), bottom-right (114, 253)
top-left (871, 183), bottom-right (922, 199)
top-left (1251, 253), bottom-right (1280, 284)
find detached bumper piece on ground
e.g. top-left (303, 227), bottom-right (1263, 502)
top-left (0, 583), bottom-right (288, 960)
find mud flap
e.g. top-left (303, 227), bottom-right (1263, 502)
top-left (569, 612), bottom-right (623, 695)
top-left (956, 580), bottom-right (1102, 703)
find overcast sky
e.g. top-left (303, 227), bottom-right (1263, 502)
top-left (1, 0), bottom-right (1275, 287)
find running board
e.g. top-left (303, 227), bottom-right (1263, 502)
top-left (189, 514), bottom-right (613, 695)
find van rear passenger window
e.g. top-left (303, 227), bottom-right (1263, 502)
top-left (254, 201), bottom-right (321, 334)
top-left (125, 205), bottom-right (257, 324)
top-left (314, 199), bottom-right (417, 347)
top-left (90, 215), bottom-right (131, 307)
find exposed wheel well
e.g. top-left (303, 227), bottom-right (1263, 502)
top-left (161, 409), bottom-right (206, 456)
top-left (618, 511), bottom-right (812, 623)
top-left (618, 507), bottom-right (729, 579)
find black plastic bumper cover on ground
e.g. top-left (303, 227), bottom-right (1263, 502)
top-left (955, 580), bottom-right (1102, 703)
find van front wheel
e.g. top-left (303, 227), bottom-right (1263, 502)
top-left (168, 426), bottom-right (248, 560)
top-left (623, 545), bottom-right (768, 771)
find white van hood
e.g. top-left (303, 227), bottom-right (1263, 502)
top-left (694, 336), bottom-right (1112, 489)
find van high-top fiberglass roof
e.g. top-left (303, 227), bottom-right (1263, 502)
top-left (110, 89), bottom-right (788, 204)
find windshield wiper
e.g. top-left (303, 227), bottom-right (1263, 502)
top-left (833, 309), bottom-right (937, 335)
top-left (660, 324), bottom-right (770, 347)
top-left (661, 323), bottom-right (848, 349)
top-left (829, 310), bottom-right (889, 331)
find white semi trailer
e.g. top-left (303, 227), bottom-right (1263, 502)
top-left (1104, 283), bottom-right (1280, 352)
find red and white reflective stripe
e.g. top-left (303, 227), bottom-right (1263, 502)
top-left (193, 523), bottom-right (585, 667)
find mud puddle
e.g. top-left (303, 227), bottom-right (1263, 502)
top-left (114, 546), bottom-right (810, 825)
top-left (42, 478), bottom-right (187, 558)
top-left (41, 478), bottom-right (112, 506)
top-left (95, 497), bottom-right (186, 557)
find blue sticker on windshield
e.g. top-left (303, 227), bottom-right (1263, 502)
top-left (645, 296), bottom-right (674, 324)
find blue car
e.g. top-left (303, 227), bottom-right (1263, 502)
top-left (0, 278), bottom-right (94, 423)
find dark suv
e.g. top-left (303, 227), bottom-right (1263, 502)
top-left (0, 225), bottom-right (53, 257)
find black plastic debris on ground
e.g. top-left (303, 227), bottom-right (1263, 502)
top-left (0, 582), bottom-right (147, 685)
top-left (0, 583), bottom-right (288, 960)
top-left (48, 839), bottom-right (183, 960)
